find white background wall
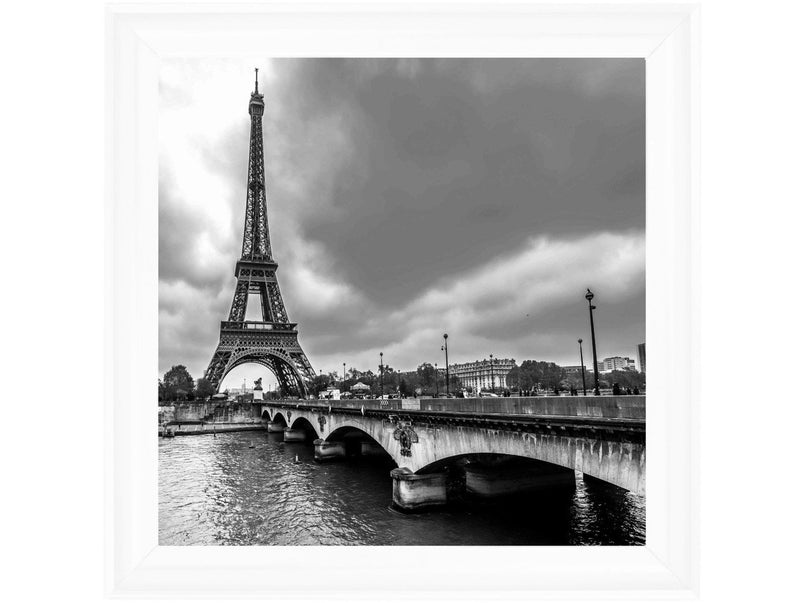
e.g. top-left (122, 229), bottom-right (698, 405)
top-left (1, 1), bottom-right (802, 601)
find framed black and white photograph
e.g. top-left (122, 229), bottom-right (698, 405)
top-left (106, 1), bottom-right (699, 598)
top-left (157, 56), bottom-right (647, 546)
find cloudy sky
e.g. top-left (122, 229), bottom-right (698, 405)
top-left (159, 58), bottom-right (645, 390)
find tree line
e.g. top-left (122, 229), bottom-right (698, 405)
top-left (158, 359), bottom-right (646, 404)
top-left (158, 365), bottom-right (215, 404)
top-left (312, 362), bottom-right (462, 398)
top-left (506, 360), bottom-right (646, 393)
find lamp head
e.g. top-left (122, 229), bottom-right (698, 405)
top-left (585, 288), bottom-right (594, 301)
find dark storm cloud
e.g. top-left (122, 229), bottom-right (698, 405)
top-left (159, 59), bottom-right (645, 379)
top-left (268, 59), bottom-right (644, 306)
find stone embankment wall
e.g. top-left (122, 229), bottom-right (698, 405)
top-left (170, 401), bottom-right (263, 423)
top-left (159, 402), bottom-right (265, 438)
top-left (158, 406), bottom-right (175, 425)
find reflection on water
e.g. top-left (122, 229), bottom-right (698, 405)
top-left (159, 431), bottom-right (645, 546)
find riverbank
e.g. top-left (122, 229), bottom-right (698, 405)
top-left (159, 422), bottom-right (265, 437)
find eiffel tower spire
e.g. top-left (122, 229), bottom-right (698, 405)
top-left (203, 72), bottom-right (316, 396)
top-left (241, 67), bottom-right (272, 261)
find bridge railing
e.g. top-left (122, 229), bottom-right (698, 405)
top-left (267, 396), bottom-right (645, 420)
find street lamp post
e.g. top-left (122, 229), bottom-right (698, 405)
top-left (490, 354), bottom-right (495, 392)
top-left (435, 363), bottom-right (439, 397)
top-left (578, 338), bottom-right (587, 395)
top-left (585, 289), bottom-right (601, 395)
top-left (379, 352), bottom-right (384, 399)
top-left (441, 333), bottom-right (450, 397)
top-left (342, 362), bottom-right (346, 390)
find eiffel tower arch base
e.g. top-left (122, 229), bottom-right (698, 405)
top-left (205, 326), bottom-right (315, 398)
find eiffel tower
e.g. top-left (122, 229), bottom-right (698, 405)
top-left (204, 69), bottom-right (315, 396)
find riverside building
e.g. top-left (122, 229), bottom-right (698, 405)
top-left (449, 358), bottom-right (516, 392)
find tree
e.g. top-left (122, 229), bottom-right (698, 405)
top-left (399, 377), bottom-right (413, 398)
top-left (195, 377), bottom-right (216, 400)
top-left (383, 366), bottom-right (400, 393)
top-left (312, 373), bottom-right (330, 393)
top-left (563, 370), bottom-right (595, 393)
top-left (507, 365), bottom-right (523, 390)
top-left (416, 363), bottom-right (437, 394)
top-left (447, 374), bottom-right (462, 394)
top-left (163, 365), bottom-right (195, 401)
top-left (508, 361), bottom-right (566, 392)
top-left (602, 370), bottom-right (645, 391)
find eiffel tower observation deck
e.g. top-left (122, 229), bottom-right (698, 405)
top-left (204, 70), bottom-right (316, 396)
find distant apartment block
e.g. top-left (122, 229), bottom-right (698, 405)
top-left (597, 356), bottom-right (637, 373)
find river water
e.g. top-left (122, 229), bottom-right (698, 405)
top-left (159, 430), bottom-right (645, 546)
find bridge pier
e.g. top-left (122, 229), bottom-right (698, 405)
top-left (314, 439), bottom-right (346, 462)
top-left (464, 462), bottom-right (575, 498)
top-left (265, 421), bottom-right (285, 433)
top-left (283, 428), bottom-right (307, 442)
top-left (390, 468), bottom-right (448, 512)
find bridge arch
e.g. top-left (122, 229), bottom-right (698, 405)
top-left (417, 451), bottom-right (576, 477)
top-left (289, 416), bottom-right (319, 439)
top-left (326, 425), bottom-right (396, 463)
top-left (416, 452), bottom-right (566, 474)
top-left (326, 424), bottom-right (379, 441)
top-left (270, 411), bottom-right (288, 427)
top-left (406, 431), bottom-right (644, 494)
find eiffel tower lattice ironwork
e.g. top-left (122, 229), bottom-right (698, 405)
top-left (204, 69), bottom-right (315, 396)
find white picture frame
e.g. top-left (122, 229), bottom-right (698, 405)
top-left (106, 1), bottom-right (699, 598)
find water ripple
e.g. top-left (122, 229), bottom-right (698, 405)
top-left (159, 432), bottom-right (645, 545)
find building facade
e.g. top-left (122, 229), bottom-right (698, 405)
top-left (598, 356), bottom-right (637, 373)
top-left (449, 358), bottom-right (516, 392)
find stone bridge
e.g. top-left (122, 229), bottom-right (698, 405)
top-left (260, 396), bottom-right (645, 511)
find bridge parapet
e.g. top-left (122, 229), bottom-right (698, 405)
top-left (270, 395), bottom-right (644, 420)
